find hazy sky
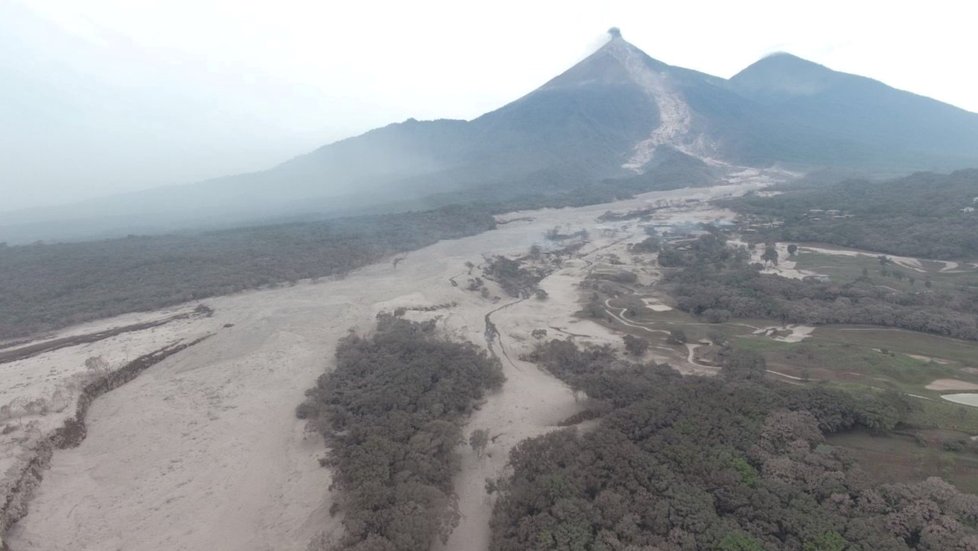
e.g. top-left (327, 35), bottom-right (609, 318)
top-left (2, 0), bottom-right (976, 212)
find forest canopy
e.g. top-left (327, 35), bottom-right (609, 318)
top-left (299, 315), bottom-right (503, 551)
top-left (0, 206), bottom-right (495, 341)
top-left (658, 233), bottom-right (978, 341)
top-left (492, 340), bottom-right (978, 550)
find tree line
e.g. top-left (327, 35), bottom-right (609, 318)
top-left (729, 169), bottom-right (978, 260)
top-left (0, 205), bottom-right (495, 341)
top-left (659, 233), bottom-right (978, 341)
top-left (0, 155), bottom-right (725, 342)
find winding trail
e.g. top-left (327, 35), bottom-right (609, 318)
top-left (483, 298), bottom-right (527, 370)
top-left (603, 298), bottom-right (671, 336)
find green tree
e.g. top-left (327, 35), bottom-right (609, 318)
top-left (803, 531), bottom-right (847, 551)
top-left (722, 349), bottom-right (767, 380)
top-left (718, 532), bottom-right (765, 551)
top-left (667, 329), bottom-right (687, 345)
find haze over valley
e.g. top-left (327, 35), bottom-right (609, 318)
top-left (4, 26), bottom-right (978, 244)
top-left (3, 8), bottom-right (978, 551)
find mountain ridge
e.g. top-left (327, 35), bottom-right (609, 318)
top-left (4, 30), bottom-right (978, 243)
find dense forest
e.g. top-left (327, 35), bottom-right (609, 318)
top-left (0, 206), bottom-right (495, 341)
top-left (0, 158), bottom-right (715, 342)
top-left (492, 340), bottom-right (978, 550)
top-left (658, 232), bottom-right (978, 340)
top-left (298, 315), bottom-right (503, 551)
top-left (731, 169), bottom-right (978, 260)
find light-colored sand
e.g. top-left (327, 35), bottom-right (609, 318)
top-left (6, 171), bottom-right (788, 551)
top-left (926, 379), bottom-right (978, 392)
top-left (0, 306), bottom-right (218, 491)
top-left (941, 394), bottom-right (978, 408)
top-left (642, 298), bottom-right (673, 312)
top-left (753, 325), bottom-right (815, 343)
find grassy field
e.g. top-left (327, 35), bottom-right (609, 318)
top-left (733, 332), bottom-right (977, 393)
top-left (598, 285), bottom-right (978, 397)
top-left (588, 240), bottom-right (978, 497)
top-left (732, 324), bottom-right (978, 489)
top-left (792, 246), bottom-right (978, 293)
top-left (589, 282), bottom-right (978, 494)
top-left (596, 294), bottom-right (777, 366)
top-left (828, 430), bottom-right (978, 494)
top-left (734, 323), bottom-right (978, 491)
top-left (815, 326), bottom-right (978, 367)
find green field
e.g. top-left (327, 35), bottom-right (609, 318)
top-left (734, 331), bottom-right (978, 393)
top-left (828, 430), bottom-right (978, 494)
top-left (588, 281), bottom-right (978, 494)
top-left (792, 247), bottom-right (978, 292)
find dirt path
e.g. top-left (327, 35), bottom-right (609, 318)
top-left (483, 298), bottom-right (527, 368)
top-left (603, 298), bottom-right (671, 336)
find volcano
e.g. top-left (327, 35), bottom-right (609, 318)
top-left (5, 29), bottom-right (978, 242)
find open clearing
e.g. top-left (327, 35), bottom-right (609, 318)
top-left (927, 379), bottom-right (978, 391)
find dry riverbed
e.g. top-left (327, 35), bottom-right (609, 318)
top-left (2, 171), bottom-right (786, 551)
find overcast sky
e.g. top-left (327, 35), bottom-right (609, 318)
top-left (2, 0), bottom-right (976, 212)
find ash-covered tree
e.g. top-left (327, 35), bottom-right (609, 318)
top-left (761, 243), bottom-right (779, 265)
top-left (469, 429), bottom-right (490, 457)
top-left (300, 315), bottom-right (503, 551)
top-left (720, 348), bottom-right (767, 381)
top-left (490, 340), bottom-right (978, 551)
top-left (623, 334), bottom-right (649, 356)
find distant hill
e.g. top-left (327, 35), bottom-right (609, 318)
top-left (728, 53), bottom-right (978, 169)
top-left (5, 30), bottom-right (978, 243)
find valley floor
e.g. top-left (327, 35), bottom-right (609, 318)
top-left (2, 172), bottom-right (783, 551)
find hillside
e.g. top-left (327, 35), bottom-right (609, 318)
top-left (728, 54), bottom-right (978, 169)
top-left (4, 31), bottom-right (978, 243)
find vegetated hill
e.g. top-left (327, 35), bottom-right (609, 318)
top-left (728, 54), bottom-right (978, 170)
top-left (7, 30), bottom-right (978, 243)
top-left (732, 169), bottom-right (978, 260)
